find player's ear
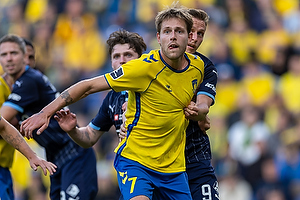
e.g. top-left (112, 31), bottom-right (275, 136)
top-left (156, 32), bottom-right (161, 45)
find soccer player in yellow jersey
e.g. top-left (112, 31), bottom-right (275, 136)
top-left (21, 4), bottom-right (207, 200)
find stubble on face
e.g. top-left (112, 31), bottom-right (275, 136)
top-left (157, 18), bottom-right (189, 64)
top-left (0, 42), bottom-right (25, 79)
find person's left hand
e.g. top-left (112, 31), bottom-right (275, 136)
top-left (29, 156), bottom-right (57, 176)
top-left (54, 109), bottom-right (77, 133)
top-left (21, 112), bottom-right (51, 139)
top-left (119, 123), bottom-right (127, 140)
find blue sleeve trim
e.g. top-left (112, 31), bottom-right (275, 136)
top-left (2, 102), bottom-right (24, 113)
top-left (104, 75), bottom-right (113, 90)
top-left (88, 122), bottom-right (100, 131)
top-left (196, 91), bottom-right (215, 105)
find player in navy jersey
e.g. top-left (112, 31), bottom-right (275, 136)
top-left (23, 38), bottom-right (36, 69)
top-left (53, 29), bottom-right (147, 147)
top-left (185, 8), bottom-right (219, 200)
top-left (0, 34), bottom-right (98, 200)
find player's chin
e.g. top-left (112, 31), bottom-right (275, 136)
top-left (186, 45), bottom-right (195, 53)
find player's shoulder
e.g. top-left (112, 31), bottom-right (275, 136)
top-left (21, 66), bottom-right (43, 81)
top-left (185, 52), bottom-right (204, 68)
top-left (14, 67), bottom-right (45, 90)
top-left (194, 52), bottom-right (214, 67)
top-left (122, 50), bottom-right (161, 73)
top-left (138, 49), bottom-right (161, 65)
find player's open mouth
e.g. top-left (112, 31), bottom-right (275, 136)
top-left (187, 44), bottom-right (195, 49)
top-left (169, 44), bottom-right (179, 49)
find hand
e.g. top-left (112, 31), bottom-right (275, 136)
top-left (29, 156), bottom-right (57, 176)
top-left (54, 109), bottom-right (77, 132)
top-left (198, 115), bottom-right (211, 134)
top-left (119, 123), bottom-right (127, 141)
top-left (122, 102), bottom-right (128, 112)
top-left (184, 101), bottom-right (209, 121)
top-left (20, 112), bottom-right (51, 139)
top-left (119, 101), bottom-right (128, 141)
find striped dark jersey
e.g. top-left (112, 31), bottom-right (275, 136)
top-left (3, 66), bottom-right (85, 168)
top-left (89, 90), bottom-right (127, 134)
top-left (185, 52), bottom-right (218, 165)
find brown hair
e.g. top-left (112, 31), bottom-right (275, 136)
top-left (187, 8), bottom-right (209, 27)
top-left (107, 29), bottom-right (147, 57)
top-left (0, 34), bottom-right (26, 54)
top-left (155, 2), bottom-right (193, 34)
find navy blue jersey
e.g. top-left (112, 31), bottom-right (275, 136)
top-left (3, 66), bottom-right (84, 168)
top-left (185, 52), bottom-right (217, 165)
top-left (89, 90), bottom-right (127, 134)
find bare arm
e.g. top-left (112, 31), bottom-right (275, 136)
top-left (184, 94), bottom-right (213, 133)
top-left (0, 105), bottom-right (19, 123)
top-left (0, 116), bottom-right (57, 175)
top-left (54, 109), bottom-right (104, 148)
top-left (20, 75), bottom-right (110, 138)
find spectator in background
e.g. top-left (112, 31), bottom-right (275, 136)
top-left (255, 156), bottom-right (286, 200)
top-left (227, 105), bottom-right (271, 190)
top-left (278, 48), bottom-right (300, 116)
top-left (256, 14), bottom-right (290, 67)
top-left (0, 2), bottom-right (30, 38)
top-left (217, 151), bottom-right (253, 200)
top-left (51, 0), bottom-right (109, 120)
top-left (51, 0), bottom-right (106, 74)
top-left (239, 52), bottom-right (276, 108)
top-left (276, 114), bottom-right (300, 200)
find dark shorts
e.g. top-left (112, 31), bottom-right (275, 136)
top-left (50, 148), bottom-right (98, 200)
top-left (0, 167), bottom-right (14, 200)
top-left (187, 160), bottom-right (219, 200)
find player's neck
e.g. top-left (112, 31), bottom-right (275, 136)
top-left (162, 54), bottom-right (188, 70)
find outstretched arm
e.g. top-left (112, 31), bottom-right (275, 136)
top-left (20, 75), bottom-right (110, 138)
top-left (0, 116), bottom-right (57, 175)
top-left (54, 109), bottom-right (104, 148)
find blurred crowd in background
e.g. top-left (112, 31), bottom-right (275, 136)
top-left (1, 0), bottom-right (300, 199)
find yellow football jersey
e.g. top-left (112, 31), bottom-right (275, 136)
top-left (0, 76), bottom-right (15, 168)
top-left (0, 76), bottom-right (10, 107)
top-left (105, 50), bottom-right (204, 173)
